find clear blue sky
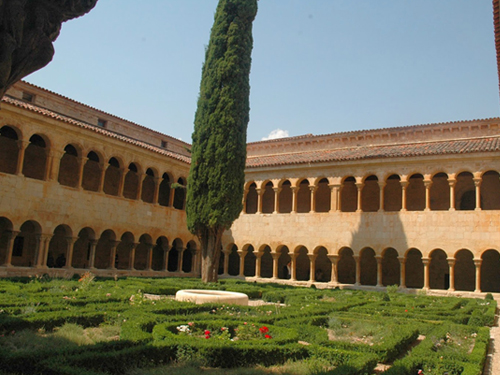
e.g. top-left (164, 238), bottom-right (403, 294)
top-left (25, 0), bottom-right (500, 143)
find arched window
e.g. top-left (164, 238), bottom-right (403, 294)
top-left (173, 178), bottom-right (186, 210)
top-left (481, 171), bottom-right (500, 210)
top-left (115, 232), bottom-right (135, 270)
top-left (58, 145), bottom-right (80, 188)
top-left (245, 183), bottom-right (258, 214)
top-left (82, 151), bottom-right (101, 192)
top-left (341, 177), bottom-right (357, 212)
top-left (454, 249), bottom-right (475, 291)
top-left (295, 246), bottom-right (310, 281)
top-left (103, 158), bottom-right (121, 196)
top-left (22, 134), bottom-right (47, 180)
top-left (360, 248), bottom-right (377, 286)
top-left (0, 126), bottom-right (19, 174)
top-left (94, 230), bottom-right (116, 269)
top-left (455, 172), bottom-right (475, 210)
top-left (141, 168), bottom-right (156, 203)
top-left (152, 237), bottom-right (168, 271)
top-left (135, 234), bottom-right (152, 270)
top-left (337, 247), bottom-right (355, 284)
top-left (261, 182), bottom-right (275, 214)
top-left (405, 249), bottom-right (424, 289)
top-left (297, 180), bottom-right (311, 213)
top-left (47, 225), bottom-right (72, 268)
top-left (278, 180), bottom-right (292, 213)
top-left (72, 227), bottom-right (95, 269)
top-left (384, 174), bottom-right (402, 212)
top-left (158, 173), bottom-right (171, 206)
top-left (429, 249), bottom-right (449, 290)
top-left (406, 174), bottom-right (425, 211)
top-left (430, 172), bottom-right (450, 210)
top-left (12, 221), bottom-right (41, 267)
top-left (123, 163), bottom-right (140, 200)
top-left (243, 245), bottom-right (256, 276)
top-left (361, 175), bottom-right (379, 212)
top-left (315, 178), bottom-right (331, 212)
top-left (381, 248), bottom-right (400, 286)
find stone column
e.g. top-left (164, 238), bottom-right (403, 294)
top-left (15, 140), bottom-right (28, 175)
top-left (237, 249), bottom-right (247, 277)
top-left (378, 181), bottom-right (386, 212)
top-left (3, 231), bottom-right (19, 267)
top-left (168, 183), bottom-right (175, 207)
top-left (97, 164), bottom-right (106, 193)
top-left (309, 186), bottom-right (317, 213)
top-left (146, 244), bottom-right (154, 271)
top-left (117, 169), bottom-right (126, 197)
top-left (424, 179), bottom-right (432, 211)
top-left (474, 259), bottom-right (482, 293)
top-left (129, 243), bottom-right (138, 270)
top-left (48, 150), bottom-right (63, 181)
top-left (152, 177), bottom-right (160, 204)
top-left (401, 181), bottom-right (409, 211)
top-left (273, 187), bottom-right (281, 213)
top-left (164, 249), bottom-right (170, 272)
top-left (448, 178), bottom-right (456, 211)
top-left (308, 254), bottom-right (317, 282)
top-left (447, 258), bottom-right (455, 291)
top-left (77, 157), bottom-right (86, 189)
top-left (291, 187), bottom-right (298, 214)
top-left (270, 251), bottom-right (280, 279)
top-left (376, 256), bottom-right (383, 287)
top-left (354, 255), bottom-right (361, 286)
top-left (328, 255), bottom-right (339, 284)
top-left (290, 253), bottom-right (297, 281)
top-left (88, 240), bottom-right (97, 269)
top-left (109, 241), bottom-right (119, 270)
top-left (137, 173), bottom-right (145, 200)
top-left (329, 184), bottom-right (340, 212)
top-left (473, 177), bottom-right (482, 211)
top-left (178, 248), bottom-right (184, 272)
top-left (242, 189), bottom-right (248, 214)
top-left (64, 237), bottom-right (78, 269)
top-left (36, 234), bottom-right (51, 268)
top-left (399, 257), bottom-right (406, 288)
top-left (256, 188), bottom-right (263, 214)
top-left (255, 252), bottom-right (263, 278)
top-left (355, 182), bottom-right (364, 212)
top-left (422, 258), bottom-right (430, 289)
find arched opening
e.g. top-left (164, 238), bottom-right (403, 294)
top-left (454, 249), bottom-right (475, 291)
top-left (429, 249), bottom-right (449, 290)
top-left (361, 175), bottom-right (379, 212)
top-left (382, 248), bottom-right (400, 286)
top-left (103, 158), bottom-right (121, 196)
top-left (115, 232), bottom-right (135, 270)
top-left (406, 173), bottom-right (425, 211)
top-left (384, 174), bottom-right (402, 212)
top-left (456, 172), bottom-right (475, 210)
top-left (182, 241), bottom-right (196, 273)
top-left (297, 180), bottom-right (311, 213)
top-left (228, 244), bottom-right (239, 276)
top-left (58, 144), bottom-right (80, 188)
top-left (337, 247), bottom-right (355, 284)
top-left (82, 151), bottom-right (101, 191)
top-left (167, 238), bottom-right (183, 272)
top-left (152, 237), bottom-right (168, 271)
top-left (22, 134), bottom-right (47, 180)
top-left (123, 163), bottom-right (140, 200)
top-left (315, 178), bottom-right (331, 212)
top-left (12, 220), bottom-right (41, 267)
top-left (340, 177), bottom-right (357, 212)
top-left (295, 247), bottom-right (310, 281)
top-left (218, 245), bottom-right (225, 275)
top-left (245, 183), bottom-right (258, 214)
top-left (158, 173), bottom-right (171, 206)
top-left (72, 227), bottom-right (95, 269)
top-left (47, 225), bottom-right (72, 268)
top-left (277, 246), bottom-right (291, 279)
top-left (0, 217), bottom-right (14, 265)
top-left (0, 126), bottom-right (19, 174)
top-left (135, 234), bottom-right (152, 270)
top-left (94, 230), bottom-right (116, 269)
top-left (261, 181), bottom-right (275, 214)
top-left (430, 172), bottom-right (450, 210)
top-left (243, 245), bottom-right (256, 277)
top-left (314, 247), bottom-right (331, 282)
top-left (173, 177), bottom-right (186, 210)
top-left (481, 171), bottom-right (500, 210)
top-left (405, 248), bottom-right (424, 289)
top-left (278, 180), bottom-right (292, 213)
top-left (481, 250), bottom-right (500, 292)
top-left (260, 246), bottom-right (273, 278)
top-left (360, 247), bottom-right (377, 286)
top-left (141, 168), bottom-right (156, 203)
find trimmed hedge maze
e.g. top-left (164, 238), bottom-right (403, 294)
top-left (0, 276), bottom-right (496, 375)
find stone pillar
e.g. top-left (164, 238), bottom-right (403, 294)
top-left (178, 248), bottom-right (184, 272)
top-left (473, 177), bottom-right (482, 211)
top-left (424, 179), bottom-right (432, 211)
top-left (222, 249), bottom-right (231, 276)
top-left (448, 178), bottom-right (456, 211)
top-left (242, 189), bottom-right (248, 214)
top-left (273, 187), bottom-right (281, 213)
top-left (3, 231), bottom-right (19, 267)
top-left (152, 177), bottom-right (160, 204)
top-left (77, 157), bottom-right (86, 189)
top-left (376, 256), bottom-right (383, 287)
top-left (290, 253), bottom-right (297, 281)
top-left (270, 251), bottom-right (280, 279)
top-left (309, 186), bottom-right (317, 213)
top-left (355, 182), bottom-right (364, 212)
top-left (447, 258), bottom-right (455, 291)
top-left (15, 140), bottom-right (28, 175)
top-left (88, 240), bottom-right (97, 269)
top-left (329, 184), bottom-right (340, 212)
top-left (168, 183), bottom-right (175, 207)
top-left (109, 241), bottom-right (119, 270)
top-left (378, 181), bottom-right (385, 212)
top-left (237, 249), bottom-right (247, 277)
top-left (164, 249), bottom-right (170, 272)
top-left (146, 244), bottom-right (153, 271)
top-left (64, 237), bottom-right (78, 269)
top-left (256, 188), bottom-right (263, 214)
top-left (117, 169), bottom-right (126, 197)
top-left (137, 173), bottom-right (145, 200)
top-left (291, 187), bottom-right (298, 214)
top-left (474, 259), bottom-right (482, 293)
top-left (354, 255), bottom-right (361, 286)
top-left (36, 234), bottom-right (51, 268)
top-left (399, 257), bottom-right (406, 288)
top-left (401, 181), bottom-right (408, 211)
top-left (422, 258), bottom-right (430, 289)
top-left (309, 254), bottom-right (317, 282)
top-left (129, 243), bottom-right (138, 270)
top-left (48, 150), bottom-right (63, 181)
top-left (328, 255), bottom-right (339, 284)
top-left (97, 164), bottom-right (106, 193)
top-left (256, 252), bottom-right (263, 278)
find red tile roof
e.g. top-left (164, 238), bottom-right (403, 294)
top-left (2, 96), bottom-right (191, 165)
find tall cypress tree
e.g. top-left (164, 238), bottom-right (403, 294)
top-left (187, 0), bottom-right (258, 282)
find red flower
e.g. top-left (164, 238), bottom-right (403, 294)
top-left (265, 334), bottom-right (272, 339)
top-left (405, 309), bottom-right (408, 312)
top-left (259, 326), bottom-right (269, 334)
top-left (205, 335), bottom-right (210, 339)
top-left (204, 330), bottom-right (211, 335)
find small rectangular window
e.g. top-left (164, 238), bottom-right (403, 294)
top-left (161, 140), bottom-right (168, 148)
top-left (22, 92), bottom-right (34, 102)
top-left (97, 119), bottom-right (107, 127)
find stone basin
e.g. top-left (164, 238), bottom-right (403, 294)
top-left (175, 289), bottom-right (249, 306)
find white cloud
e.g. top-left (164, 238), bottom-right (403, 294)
top-left (261, 128), bottom-right (289, 141)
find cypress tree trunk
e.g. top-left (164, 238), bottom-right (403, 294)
top-left (186, 0), bottom-right (257, 283)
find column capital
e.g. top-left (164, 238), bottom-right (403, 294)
top-left (308, 254), bottom-right (318, 261)
top-left (446, 258), bottom-right (455, 266)
top-left (421, 257), bottom-right (430, 265)
top-left (473, 258), bottom-right (482, 267)
top-left (272, 187), bottom-right (281, 193)
top-left (473, 177), bottom-right (482, 187)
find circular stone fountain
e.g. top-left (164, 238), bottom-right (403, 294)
top-left (175, 289), bottom-right (249, 306)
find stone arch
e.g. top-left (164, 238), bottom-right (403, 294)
top-left (22, 134), bottom-right (48, 180)
top-left (481, 249), bottom-right (500, 292)
top-left (454, 249), bottom-right (475, 291)
top-left (47, 224), bottom-right (72, 268)
top-left (0, 217), bottom-right (14, 265)
top-left (315, 178), bottom-right (331, 212)
top-left (297, 179), bottom-right (311, 213)
top-left (0, 125), bottom-right (19, 174)
top-left (158, 173), bottom-right (172, 207)
top-left (243, 244), bottom-right (256, 276)
top-left (134, 234), bottom-right (153, 270)
top-left (337, 247), bottom-right (355, 284)
top-left (94, 229), bottom-right (116, 269)
top-left (361, 175), bottom-right (379, 212)
top-left (228, 244), bottom-right (239, 276)
top-left (261, 181), bottom-right (275, 214)
top-left (429, 249), bottom-right (449, 290)
top-left (384, 174), bottom-right (402, 212)
top-left (58, 144), bottom-right (80, 188)
top-left (82, 151), bottom-right (102, 192)
top-left (481, 170), bottom-right (500, 210)
top-left (152, 236), bottom-right (168, 271)
top-left (141, 168), bottom-right (156, 203)
top-left (278, 180), bottom-right (292, 213)
top-left (182, 240), bottom-right (196, 273)
top-left (115, 232), bottom-right (135, 270)
top-left (277, 245), bottom-right (291, 279)
top-left (430, 172), bottom-right (450, 210)
top-left (72, 227), bottom-right (95, 269)
top-left (314, 246), bottom-right (331, 282)
top-left (340, 176), bottom-right (357, 212)
top-left (260, 245), bottom-right (273, 278)
top-left (295, 246), bottom-right (310, 281)
top-left (245, 182), bottom-right (258, 214)
top-left (167, 238), bottom-right (183, 272)
top-left (12, 220), bottom-right (42, 267)
top-left (173, 177), bottom-right (186, 210)
top-left (360, 247), bottom-right (377, 286)
top-left (123, 163), bottom-right (140, 200)
top-left (406, 173), bottom-right (425, 211)
top-left (381, 248), bottom-right (400, 286)
top-left (455, 171), bottom-right (475, 210)
top-left (103, 157), bottom-right (121, 196)
top-left (405, 248), bottom-right (424, 289)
